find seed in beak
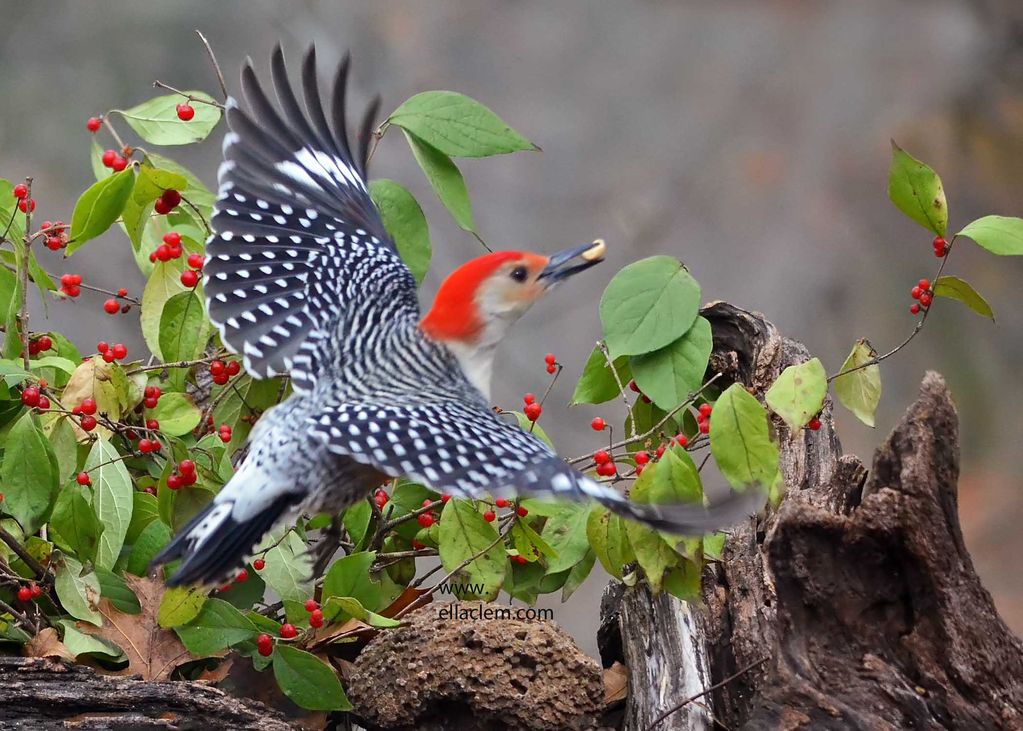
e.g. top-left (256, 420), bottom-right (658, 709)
top-left (582, 238), bottom-right (606, 261)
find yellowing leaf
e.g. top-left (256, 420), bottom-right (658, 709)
top-left (957, 215), bottom-right (1023, 256)
top-left (887, 141), bottom-right (947, 236)
top-left (932, 275), bottom-right (994, 320)
top-left (765, 357), bottom-right (828, 430)
top-left (833, 339), bottom-right (882, 427)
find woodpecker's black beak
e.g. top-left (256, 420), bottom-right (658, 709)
top-left (539, 239), bottom-right (606, 284)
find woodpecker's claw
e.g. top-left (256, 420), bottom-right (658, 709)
top-left (539, 239), bottom-right (606, 283)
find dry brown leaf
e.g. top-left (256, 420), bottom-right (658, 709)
top-left (79, 574), bottom-right (192, 681)
top-left (603, 661), bottom-right (629, 706)
top-left (195, 655), bottom-right (235, 684)
top-left (306, 617), bottom-right (375, 651)
top-left (380, 585), bottom-right (430, 618)
top-left (24, 628), bottom-right (75, 662)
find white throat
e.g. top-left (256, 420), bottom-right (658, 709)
top-left (446, 339), bottom-right (497, 400)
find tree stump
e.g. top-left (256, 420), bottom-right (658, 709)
top-left (600, 302), bottom-right (1023, 729)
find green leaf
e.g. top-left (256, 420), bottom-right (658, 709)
top-left (765, 357), bottom-right (828, 431)
top-left (571, 347), bottom-right (632, 405)
top-left (833, 339), bottom-right (882, 428)
top-left (438, 498), bottom-right (507, 600)
top-left (709, 383), bottom-right (780, 490)
top-left (322, 551), bottom-right (381, 612)
top-left (158, 585), bottom-right (206, 628)
top-left (94, 567), bottom-right (141, 614)
top-left (115, 92), bottom-right (222, 146)
top-left (273, 644), bottom-right (351, 711)
top-left (624, 521), bottom-right (680, 592)
top-left (212, 375), bottom-right (282, 454)
top-left (145, 153), bottom-right (216, 213)
top-left (586, 504), bottom-right (635, 580)
top-left (121, 165), bottom-right (189, 252)
top-left (125, 491), bottom-right (160, 544)
top-left (931, 275), bottom-right (994, 320)
top-left (0, 178), bottom-right (27, 244)
top-left (388, 91), bottom-right (535, 157)
top-left (140, 261), bottom-right (188, 360)
top-left (561, 549), bottom-right (596, 602)
top-left (663, 559), bottom-right (702, 602)
top-left (956, 215), bottom-right (1023, 256)
top-left (50, 488), bottom-right (101, 559)
top-left (57, 619), bottom-right (125, 661)
top-left (403, 131), bottom-right (475, 232)
top-left (600, 256), bottom-right (701, 358)
top-left (632, 445), bottom-right (703, 551)
top-left (887, 141), bottom-right (947, 236)
top-left (540, 505), bottom-right (591, 574)
top-left (369, 179), bottom-right (431, 284)
top-left (54, 554), bottom-right (102, 625)
top-left (630, 316), bottom-right (712, 411)
top-left (341, 501), bottom-right (372, 548)
top-left (0, 411), bottom-right (59, 533)
top-left (67, 169), bottom-right (135, 254)
top-left (149, 392), bottom-right (202, 437)
top-left (175, 598), bottom-right (258, 656)
top-left (85, 439), bottom-right (134, 570)
top-left (257, 529), bottom-right (313, 606)
top-left (320, 595), bottom-right (400, 628)
top-left (159, 290), bottom-right (210, 365)
top-left (510, 411), bottom-right (554, 449)
top-left (126, 519), bottom-right (171, 576)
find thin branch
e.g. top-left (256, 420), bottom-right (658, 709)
top-left (598, 340), bottom-right (633, 436)
top-left (180, 194), bottom-right (212, 236)
top-left (195, 30), bottom-right (228, 100)
top-left (102, 116), bottom-right (127, 151)
top-left (152, 80), bottom-right (225, 110)
top-left (0, 526), bottom-right (46, 579)
top-left (646, 657), bottom-right (768, 730)
top-left (17, 178), bottom-right (33, 370)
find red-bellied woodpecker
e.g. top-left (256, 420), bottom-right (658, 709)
top-left (152, 45), bottom-right (762, 586)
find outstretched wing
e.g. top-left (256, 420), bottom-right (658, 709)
top-left (205, 45), bottom-right (418, 392)
top-left (307, 400), bottom-right (762, 535)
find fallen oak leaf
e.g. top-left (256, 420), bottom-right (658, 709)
top-left (603, 661), bottom-right (628, 706)
top-left (24, 627), bottom-right (76, 662)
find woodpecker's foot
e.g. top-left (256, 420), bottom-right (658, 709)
top-left (308, 514), bottom-right (344, 578)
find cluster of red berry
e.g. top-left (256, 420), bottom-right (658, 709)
top-left (20, 385), bottom-right (50, 411)
top-left (217, 423), bottom-right (233, 443)
top-left (523, 392), bottom-right (541, 422)
top-left (141, 384), bottom-right (161, 409)
top-left (417, 498), bottom-right (438, 528)
top-left (909, 278), bottom-right (932, 315)
top-left (209, 358), bottom-right (241, 385)
top-left (543, 352), bottom-right (557, 374)
top-left (167, 459), bottom-right (198, 490)
top-left (100, 147), bottom-right (130, 173)
top-left (11, 183), bottom-right (34, 213)
top-left (69, 397), bottom-right (101, 432)
top-left (40, 220), bottom-right (68, 251)
top-left (932, 235), bottom-right (947, 258)
top-left (154, 189), bottom-right (181, 216)
top-left (27, 334), bottom-right (53, 357)
top-left (373, 487), bottom-right (389, 510)
top-left (593, 449), bottom-right (617, 477)
top-left (58, 273), bottom-right (83, 298)
top-left (15, 583), bottom-right (43, 603)
top-left (696, 402), bottom-right (712, 434)
top-left (103, 288), bottom-right (131, 315)
top-left (96, 341), bottom-right (128, 363)
top-left (151, 231), bottom-right (184, 264)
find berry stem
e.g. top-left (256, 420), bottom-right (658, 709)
top-left (597, 339), bottom-right (635, 437)
top-left (152, 79), bottom-right (226, 110)
top-left (101, 115), bottom-right (128, 152)
top-left (16, 177), bottom-right (33, 370)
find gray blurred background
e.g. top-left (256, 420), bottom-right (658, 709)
top-left (2, 0), bottom-right (1021, 655)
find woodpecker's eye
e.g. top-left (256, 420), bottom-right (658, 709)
top-left (509, 266), bottom-right (528, 282)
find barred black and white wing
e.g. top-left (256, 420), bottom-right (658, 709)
top-left (307, 401), bottom-right (763, 535)
top-left (205, 45), bottom-right (417, 392)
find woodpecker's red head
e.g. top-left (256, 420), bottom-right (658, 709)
top-left (421, 240), bottom-right (606, 395)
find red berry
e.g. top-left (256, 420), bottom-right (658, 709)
top-left (483, 510), bottom-right (496, 522)
top-left (253, 558), bottom-right (265, 570)
top-left (111, 343), bottom-right (127, 359)
top-left (544, 353), bottom-right (556, 365)
top-left (180, 269), bottom-right (199, 288)
top-left (13, 183), bottom-right (28, 199)
top-left (137, 438), bottom-right (152, 453)
top-left (18, 198), bottom-right (35, 213)
top-left (153, 198), bottom-right (172, 215)
top-left (511, 555), bottom-right (528, 565)
top-left (919, 293), bottom-right (932, 307)
top-left (440, 494), bottom-right (451, 503)
top-left (103, 298), bottom-right (120, 314)
top-left (179, 459), bottom-right (195, 475)
top-left (163, 231), bottom-right (182, 247)
top-left (29, 584), bottom-right (42, 599)
top-left (934, 247), bottom-right (946, 258)
top-left (117, 288), bottom-right (128, 298)
top-left (417, 512), bottom-right (435, 528)
top-left (77, 472), bottom-right (91, 486)
top-left (808, 417), bottom-right (822, 431)
top-left (279, 623), bottom-right (298, 639)
top-left (87, 117), bottom-right (102, 133)
top-left (918, 279), bottom-right (930, 291)
top-left (235, 569), bottom-right (248, 583)
top-left (546, 364), bottom-right (557, 374)
top-left (146, 419), bottom-right (159, 430)
top-left (97, 341), bottom-right (109, 353)
top-left (495, 498), bottom-right (510, 508)
top-left (309, 609), bottom-right (324, 629)
top-left (212, 373), bottom-right (230, 385)
top-left (226, 361), bottom-right (241, 376)
top-left (80, 415), bottom-right (97, 432)
top-left (20, 387), bottom-right (40, 407)
top-left (101, 149), bottom-right (117, 167)
top-left (210, 360), bottom-right (226, 376)
top-left (80, 398), bottom-right (97, 415)
top-left (932, 236), bottom-right (945, 249)
top-left (635, 450), bottom-right (650, 465)
top-left (218, 429), bottom-right (232, 443)
top-left (699, 403), bottom-right (713, 418)
top-left (698, 421), bottom-right (710, 435)
top-left (516, 506), bottom-right (528, 518)
top-left (590, 417), bottom-right (605, 431)
top-left (160, 189), bottom-right (181, 209)
top-left (522, 393), bottom-right (536, 405)
top-left (629, 379), bottom-right (640, 393)
top-left (155, 244), bottom-right (173, 262)
top-left (110, 155), bottom-right (128, 172)
top-left (411, 539), bottom-right (425, 550)
top-left (911, 286), bottom-right (922, 300)
top-left (17, 586), bottom-right (32, 602)
top-left (594, 450), bottom-right (610, 465)
top-left (37, 396), bottom-right (50, 410)
top-left (167, 474), bottom-right (182, 490)
top-left (304, 599), bottom-right (318, 613)
top-left (37, 336), bottom-right (52, 351)
top-left (421, 498), bottom-right (434, 508)
top-left (596, 461), bottom-right (617, 477)
top-left (45, 236), bottom-right (62, 250)
top-left (910, 303), bottom-right (921, 315)
top-left (187, 253), bottom-right (204, 270)
top-left (524, 402), bottom-right (542, 422)
top-left (102, 350), bottom-right (115, 362)
top-left (144, 397), bottom-right (159, 409)
top-left (176, 103), bottom-right (195, 121)
top-left (256, 633), bottom-right (273, 656)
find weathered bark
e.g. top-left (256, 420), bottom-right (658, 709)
top-left (600, 302), bottom-right (1023, 729)
top-left (0, 656), bottom-right (297, 730)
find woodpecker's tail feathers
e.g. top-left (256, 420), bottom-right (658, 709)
top-left (150, 493), bottom-right (300, 587)
top-left (580, 477), bottom-right (766, 536)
